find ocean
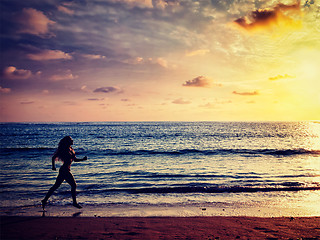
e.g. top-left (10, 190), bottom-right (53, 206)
top-left (0, 121), bottom-right (319, 217)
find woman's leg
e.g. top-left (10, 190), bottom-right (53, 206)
top-left (42, 173), bottom-right (64, 209)
top-left (64, 171), bottom-right (82, 208)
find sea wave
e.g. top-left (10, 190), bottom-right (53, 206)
top-left (0, 147), bottom-right (54, 151)
top-left (1, 147), bottom-right (319, 158)
top-left (0, 147), bottom-right (54, 154)
top-left (88, 184), bottom-right (320, 194)
top-left (99, 148), bottom-right (320, 157)
top-left (110, 171), bottom-right (319, 179)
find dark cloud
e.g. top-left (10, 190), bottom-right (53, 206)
top-left (93, 86), bottom-right (123, 94)
top-left (183, 76), bottom-right (211, 87)
top-left (304, 0), bottom-right (316, 8)
top-left (232, 90), bottom-right (259, 96)
top-left (234, 9), bottom-right (276, 29)
top-left (234, 1), bottom-right (301, 31)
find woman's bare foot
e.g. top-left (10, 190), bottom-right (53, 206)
top-left (73, 203), bottom-right (82, 209)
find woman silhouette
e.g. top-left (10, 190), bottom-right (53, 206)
top-left (42, 136), bottom-right (87, 209)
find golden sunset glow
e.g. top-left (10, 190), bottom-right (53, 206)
top-left (0, 0), bottom-right (319, 122)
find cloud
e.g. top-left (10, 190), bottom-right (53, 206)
top-left (227, 1), bottom-right (256, 15)
top-left (15, 8), bottom-right (55, 37)
top-left (172, 98), bottom-right (191, 104)
top-left (186, 49), bottom-right (210, 57)
top-left (3, 66), bottom-right (32, 80)
top-left (200, 102), bottom-right (215, 109)
top-left (124, 57), bottom-right (169, 68)
top-left (63, 101), bottom-right (78, 105)
top-left (20, 101), bottom-right (34, 105)
top-left (233, 1), bottom-right (302, 32)
top-left (126, 103), bottom-right (137, 107)
top-left (0, 86), bottom-right (11, 93)
top-left (108, 0), bottom-right (177, 9)
top-left (49, 70), bottom-right (78, 81)
top-left (123, 57), bottom-right (144, 65)
top-left (27, 49), bottom-right (72, 61)
top-left (269, 74), bottom-right (295, 81)
top-left (232, 90), bottom-right (259, 96)
top-left (87, 98), bottom-right (105, 101)
top-left (109, 0), bottom-right (153, 9)
top-left (93, 86), bottom-right (123, 94)
top-left (58, 5), bottom-right (75, 15)
top-left (183, 76), bottom-right (212, 88)
top-left (155, 58), bottom-right (168, 68)
top-left (81, 54), bottom-right (106, 60)
top-left (200, 99), bottom-right (232, 108)
top-left (153, 0), bottom-right (173, 9)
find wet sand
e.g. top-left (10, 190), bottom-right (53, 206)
top-left (1, 216), bottom-right (320, 239)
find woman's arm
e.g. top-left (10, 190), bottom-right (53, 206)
top-left (74, 156), bottom-right (87, 162)
top-left (51, 154), bottom-right (57, 170)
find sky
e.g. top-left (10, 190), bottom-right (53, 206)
top-left (0, 0), bottom-right (320, 122)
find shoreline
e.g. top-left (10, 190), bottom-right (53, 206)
top-left (2, 216), bottom-right (320, 239)
top-left (1, 199), bottom-right (320, 218)
top-left (2, 205), bottom-right (320, 218)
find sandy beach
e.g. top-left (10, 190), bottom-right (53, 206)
top-left (1, 216), bottom-right (320, 240)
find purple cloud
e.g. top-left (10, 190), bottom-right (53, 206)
top-left (93, 86), bottom-right (123, 94)
top-left (183, 76), bottom-right (211, 87)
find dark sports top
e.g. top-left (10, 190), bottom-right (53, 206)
top-left (54, 147), bottom-right (76, 170)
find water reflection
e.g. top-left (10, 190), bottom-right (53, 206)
top-left (307, 121), bottom-right (320, 150)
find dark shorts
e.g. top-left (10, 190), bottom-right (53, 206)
top-left (55, 166), bottom-right (76, 187)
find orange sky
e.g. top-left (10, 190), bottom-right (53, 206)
top-left (0, 0), bottom-right (319, 122)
